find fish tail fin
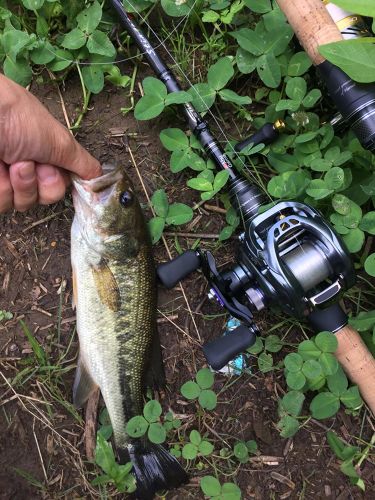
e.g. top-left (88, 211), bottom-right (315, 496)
top-left (119, 442), bottom-right (188, 499)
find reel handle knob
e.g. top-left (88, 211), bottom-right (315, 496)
top-left (157, 250), bottom-right (201, 289)
top-left (203, 325), bottom-right (257, 371)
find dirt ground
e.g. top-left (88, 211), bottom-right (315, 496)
top-left (0, 72), bottom-right (374, 500)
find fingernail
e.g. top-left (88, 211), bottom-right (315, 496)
top-left (19, 163), bottom-right (35, 181)
top-left (37, 165), bottom-right (58, 183)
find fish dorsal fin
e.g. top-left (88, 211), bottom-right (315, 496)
top-left (73, 356), bottom-right (98, 408)
top-left (91, 260), bottom-right (121, 312)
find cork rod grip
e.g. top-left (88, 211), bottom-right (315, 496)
top-left (335, 325), bottom-right (375, 414)
top-left (276, 0), bottom-right (343, 64)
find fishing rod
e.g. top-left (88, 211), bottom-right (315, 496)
top-left (108, 0), bottom-right (375, 413)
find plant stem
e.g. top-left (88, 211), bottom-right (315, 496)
top-left (71, 63), bottom-right (91, 130)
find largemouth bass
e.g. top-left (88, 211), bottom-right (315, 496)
top-left (71, 164), bottom-right (187, 498)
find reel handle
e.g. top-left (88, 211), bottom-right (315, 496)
top-left (157, 250), bottom-right (201, 289)
top-left (276, 0), bottom-right (343, 65)
top-left (335, 324), bottom-right (375, 415)
top-left (203, 325), bottom-right (256, 371)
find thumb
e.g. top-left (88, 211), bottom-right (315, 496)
top-left (49, 124), bottom-right (102, 180)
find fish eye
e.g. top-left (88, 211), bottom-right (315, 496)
top-left (119, 190), bottom-right (134, 208)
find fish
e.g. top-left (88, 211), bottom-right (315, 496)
top-left (71, 163), bottom-right (187, 499)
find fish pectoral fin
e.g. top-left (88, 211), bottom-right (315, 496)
top-left (91, 260), bottom-right (121, 312)
top-left (73, 356), bottom-right (98, 408)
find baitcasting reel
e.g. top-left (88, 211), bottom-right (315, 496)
top-left (157, 195), bottom-right (355, 370)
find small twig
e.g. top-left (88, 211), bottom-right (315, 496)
top-left (204, 203), bottom-right (227, 214)
top-left (157, 314), bottom-right (178, 324)
top-left (85, 387), bottom-right (100, 461)
top-left (33, 419), bottom-right (48, 482)
top-left (23, 211), bottom-right (65, 232)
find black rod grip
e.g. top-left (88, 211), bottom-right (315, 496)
top-left (235, 123), bottom-right (280, 152)
top-left (308, 303), bottom-right (348, 334)
top-left (203, 325), bottom-right (256, 371)
top-left (156, 250), bottom-right (201, 289)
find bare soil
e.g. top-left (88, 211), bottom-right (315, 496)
top-left (0, 73), bottom-right (374, 500)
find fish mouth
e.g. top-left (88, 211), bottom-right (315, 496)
top-left (72, 163), bottom-right (124, 207)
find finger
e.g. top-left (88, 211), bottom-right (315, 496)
top-left (9, 161), bottom-right (38, 212)
top-left (36, 164), bottom-right (68, 205)
top-left (0, 161), bottom-right (13, 213)
top-left (49, 127), bottom-right (102, 180)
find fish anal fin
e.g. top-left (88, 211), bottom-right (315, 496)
top-left (91, 260), bottom-right (121, 312)
top-left (73, 356), bottom-right (98, 408)
top-left (144, 329), bottom-right (166, 390)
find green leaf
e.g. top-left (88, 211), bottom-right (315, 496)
top-left (298, 339), bottom-right (320, 360)
top-left (329, 0), bottom-right (375, 17)
top-left (236, 48), bottom-right (257, 74)
top-left (257, 53), bottom-right (281, 88)
top-left (265, 334), bottom-right (283, 353)
top-left (199, 440), bottom-right (214, 456)
top-left (349, 310), bottom-right (375, 332)
top-left (202, 10), bottom-right (220, 22)
top-left (77, 1), bottom-right (102, 33)
top-left (188, 83), bottom-right (216, 112)
top-left (187, 178), bottom-right (213, 192)
top-left (214, 170), bottom-right (230, 191)
top-left (198, 389), bottom-right (217, 410)
top-left (81, 65), bottom-right (104, 94)
top-left (340, 386), bottom-right (363, 409)
top-left (125, 416), bottom-right (148, 438)
top-left (143, 400), bottom-right (162, 423)
top-left (142, 76), bottom-right (166, 98)
top-left (2, 29), bottom-right (31, 59)
top-left (160, 128), bottom-right (189, 151)
top-left (315, 332), bottom-right (338, 352)
top-left (287, 51), bottom-right (312, 76)
top-left (284, 353), bottom-right (303, 373)
top-left (343, 228), bottom-right (365, 253)
top-left (310, 392), bottom-right (340, 419)
top-left (364, 253), bottom-right (375, 277)
top-left (234, 442), bottom-right (248, 463)
top-left (62, 28), bottom-right (86, 50)
top-left (327, 365), bottom-right (348, 396)
top-left (219, 89), bottom-right (251, 105)
top-left (3, 56), bottom-right (32, 87)
top-left (319, 352), bottom-right (339, 376)
top-left (208, 57), bottom-right (234, 91)
top-left (258, 352), bottom-right (273, 372)
top-left (196, 368), bottom-right (214, 389)
top-left (302, 89), bottom-right (322, 108)
top-left (306, 179), bottom-right (333, 200)
top-left (280, 391), bottom-right (305, 417)
top-left (244, 0), bottom-right (272, 13)
top-left (182, 443), bottom-right (198, 460)
top-left (161, 0), bottom-right (194, 16)
top-left (22, 0), bottom-right (44, 9)
top-left (302, 359), bottom-right (322, 380)
top-left (30, 41), bottom-right (55, 64)
top-left (325, 167), bottom-right (345, 190)
top-left (190, 430), bottom-right (201, 446)
top-left (200, 476), bottom-right (222, 497)
top-left (230, 28), bottom-right (265, 56)
top-left (165, 91), bottom-right (192, 105)
top-left (135, 94), bottom-right (164, 120)
top-left (286, 77), bottom-right (307, 102)
top-left (268, 152), bottom-right (299, 173)
top-left (219, 225), bottom-right (235, 241)
top-left (181, 380), bottom-right (200, 399)
top-left (286, 371), bottom-right (306, 390)
top-left (95, 433), bottom-right (116, 475)
top-left (327, 431), bottom-right (347, 460)
top-left (148, 422), bottom-right (166, 444)
top-left (319, 40), bottom-right (375, 83)
top-left (275, 98), bottom-right (301, 112)
top-left (166, 203), bottom-right (193, 225)
top-left (295, 131), bottom-right (319, 144)
top-left (277, 415), bottom-right (300, 438)
top-left (151, 190), bottom-right (169, 218)
top-left (47, 49), bottom-right (73, 71)
top-left (340, 458), bottom-right (360, 479)
top-left (87, 30), bottom-right (116, 57)
top-left (147, 217), bottom-right (165, 244)
top-left (105, 66), bottom-right (131, 88)
top-left (247, 336), bottom-right (263, 354)
top-left (359, 211), bottom-right (375, 235)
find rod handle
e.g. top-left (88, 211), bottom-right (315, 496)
top-left (157, 250), bottom-right (201, 289)
top-left (276, 0), bottom-right (343, 64)
top-left (335, 324), bottom-right (375, 415)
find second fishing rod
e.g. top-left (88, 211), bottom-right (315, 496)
top-left (109, 0), bottom-right (375, 413)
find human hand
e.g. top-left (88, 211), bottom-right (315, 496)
top-left (0, 75), bottom-right (102, 213)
